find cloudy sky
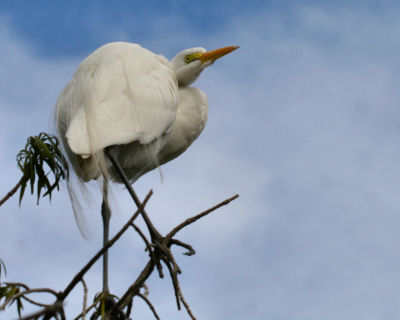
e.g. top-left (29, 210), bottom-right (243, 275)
top-left (1, 1), bottom-right (400, 319)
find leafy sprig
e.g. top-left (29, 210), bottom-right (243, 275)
top-left (0, 132), bottom-right (68, 207)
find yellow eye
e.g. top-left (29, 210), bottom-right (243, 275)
top-left (184, 55), bottom-right (191, 63)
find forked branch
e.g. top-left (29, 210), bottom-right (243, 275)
top-left (112, 193), bottom-right (239, 319)
top-left (2, 188), bottom-right (238, 320)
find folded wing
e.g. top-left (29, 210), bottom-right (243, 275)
top-left (57, 42), bottom-right (178, 158)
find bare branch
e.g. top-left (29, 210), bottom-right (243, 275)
top-left (0, 177), bottom-right (24, 207)
top-left (113, 193), bottom-right (239, 317)
top-left (116, 260), bottom-right (154, 310)
top-left (73, 298), bottom-right (100, 320)
top-left (58, 190), bottom-right (153, 302)
top-left (131, 223), bottom-right (154, 259)
top-left (39, 191), bottom-right (153, 320)
top-left (166, 194), bottom-right (239, 240)
top-left (18, 301), bottom-right (63, 320)
top-left (161, 256), bottom-right (181, 310)
top-left (1, 285), bottom-right (58, 311)
top-left (177, 283), bottom-right (196, 320)
top-left (137, 293), bottom-right (160, 320)
top-left (4, 183), bottom-right (238, 320)
top-left (169, 239), bottom-right (195, 256)
top-left (21, 295), bottom-right (51, 308)
top-left (4, 282), bottom-right (30, 291)
top-left (80, 279), bottom-right (88, 320)
top-left (125, 298), bottom-right (133, 319)
top-left (7, 288), bottom-right (59, 301)
top-left (131, 223), bottom-right (164, 278)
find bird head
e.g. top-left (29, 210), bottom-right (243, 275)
top-left (171, 45), bottom-right (239, 86)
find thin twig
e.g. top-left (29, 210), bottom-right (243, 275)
top-left (161, 256), bottom-right (181, 310)
top-left (18, 301), bottom-right (63, 320)
top-left (39, 191), bottom-right (152, 320)
top-left (1, 287), bottom-right (57, 310)
top-left (58, 190), bottom-right (153, 301)
top-left (115, 193), bottom-right (240, 314)
top-left (0, 177), bottom-right (24, 207)
top-left (4, 282), bottom-right (30, 291)
top-left (21, 295), bottom-right (52, 308)
top-left (125, 298), bottom-right (133, 319)
top-left (166, 194), bottom-right (239, 240)
top-left (131, 223), bottom-right (164, 278)
top-left (131, 223), bottom-right (154, 260)
top-left (81, 279), bottom-right (88, 320)
top-left (137, 293), bottom-right (160, 320)
top-left (115, 260), bottom-right (154, 310)
top-left (169, 239), bottom-right (195, 256)
top-left (177, 282), bottom-right (196, 320)
top-left (6, 288), bottom-right (60, 301)
top-left (59, 307), bottom-right (67, 320)
top-left (73, 299), bottom-right (100, 320)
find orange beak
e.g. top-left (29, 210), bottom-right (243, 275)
top-left (198, 45), bottom-right (239, 63)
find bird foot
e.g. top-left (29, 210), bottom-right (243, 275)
top-left (141, 223), bottom-right (196, 277)
top-left (132, 219), bottom-right (195, 310)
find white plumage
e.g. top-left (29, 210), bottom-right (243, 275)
top-left (56, 42), bottom-right (237, 184)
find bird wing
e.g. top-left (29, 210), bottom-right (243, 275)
top-left (62, 42), bottom-right (178, 157)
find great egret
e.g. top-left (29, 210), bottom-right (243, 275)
top-left (55, 42), bottom-right (238, 292)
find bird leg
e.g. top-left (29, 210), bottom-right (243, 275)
top-left (105, 148), bottom-right (195, 257)
top-left (105, 148), bottom-right (162, 242)
top-left (101, 181), bottom-right (110, 294)
top-left (105, 147), bottom-right (198, 309)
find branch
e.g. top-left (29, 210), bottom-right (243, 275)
top-left (73, 296), bottom-right (101, 320)
top-left (116, 260), bottom-right (154, 310)
top-left (175, 277), bottom-right (196, 320)
top-left (58, 190), bottom-right (153, 302)
top-left (7, 287), bottom-right (59, 300)
top-left (114, 193), bottom-right (240, 315)
top-left (166, 194), bottom-right (239, 240)
top-left (4, 282), bottom-right (30, 291)
top-left (131, 223), bottom-right (164, 278)
top-left (5, 188), bottom-right (239, 319)
top-left (161, 256), bottom-right (181, 310)
top-left (5, 190), bottom-right (153, 320)
top-left (21, 295), bottom-right (51, 308)
top-left (80, 279), bottom-right (88, 320)
top-left (18, 301), bottom-right (63, 320)
top-left (137, 293), bottom-right (160, 320)
top-left (0, 177), bottom-right (24, 207)
top-left (1, 287), bottom-right (59, 311)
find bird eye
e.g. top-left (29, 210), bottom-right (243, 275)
top-left (184, 55), bottom-right (191, 63)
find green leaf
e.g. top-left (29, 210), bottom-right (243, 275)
top-left (29, 156), bottom-right (35, 194)
top-left (37, 178), bottom-right (44, 204)
top-left (0, 258), bottom-right (6, 281)
top-left (0, 285), bottom-right (8, 298)
top-left (15, 132), bottom-right (69, 205)
top-left (16, 296), bottom-right (24, 318)
top-left (18, 180), bottom-right (26, 206)
top-left (6, 285), bottom-right (18, 300)
top-left (29, 165), bottom-right (35, 195)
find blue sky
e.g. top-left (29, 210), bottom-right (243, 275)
top-left (1, 1), bottom-right (400, 319)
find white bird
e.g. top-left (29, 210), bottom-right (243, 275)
top-left (55, 42), bottom-right (238, 292)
